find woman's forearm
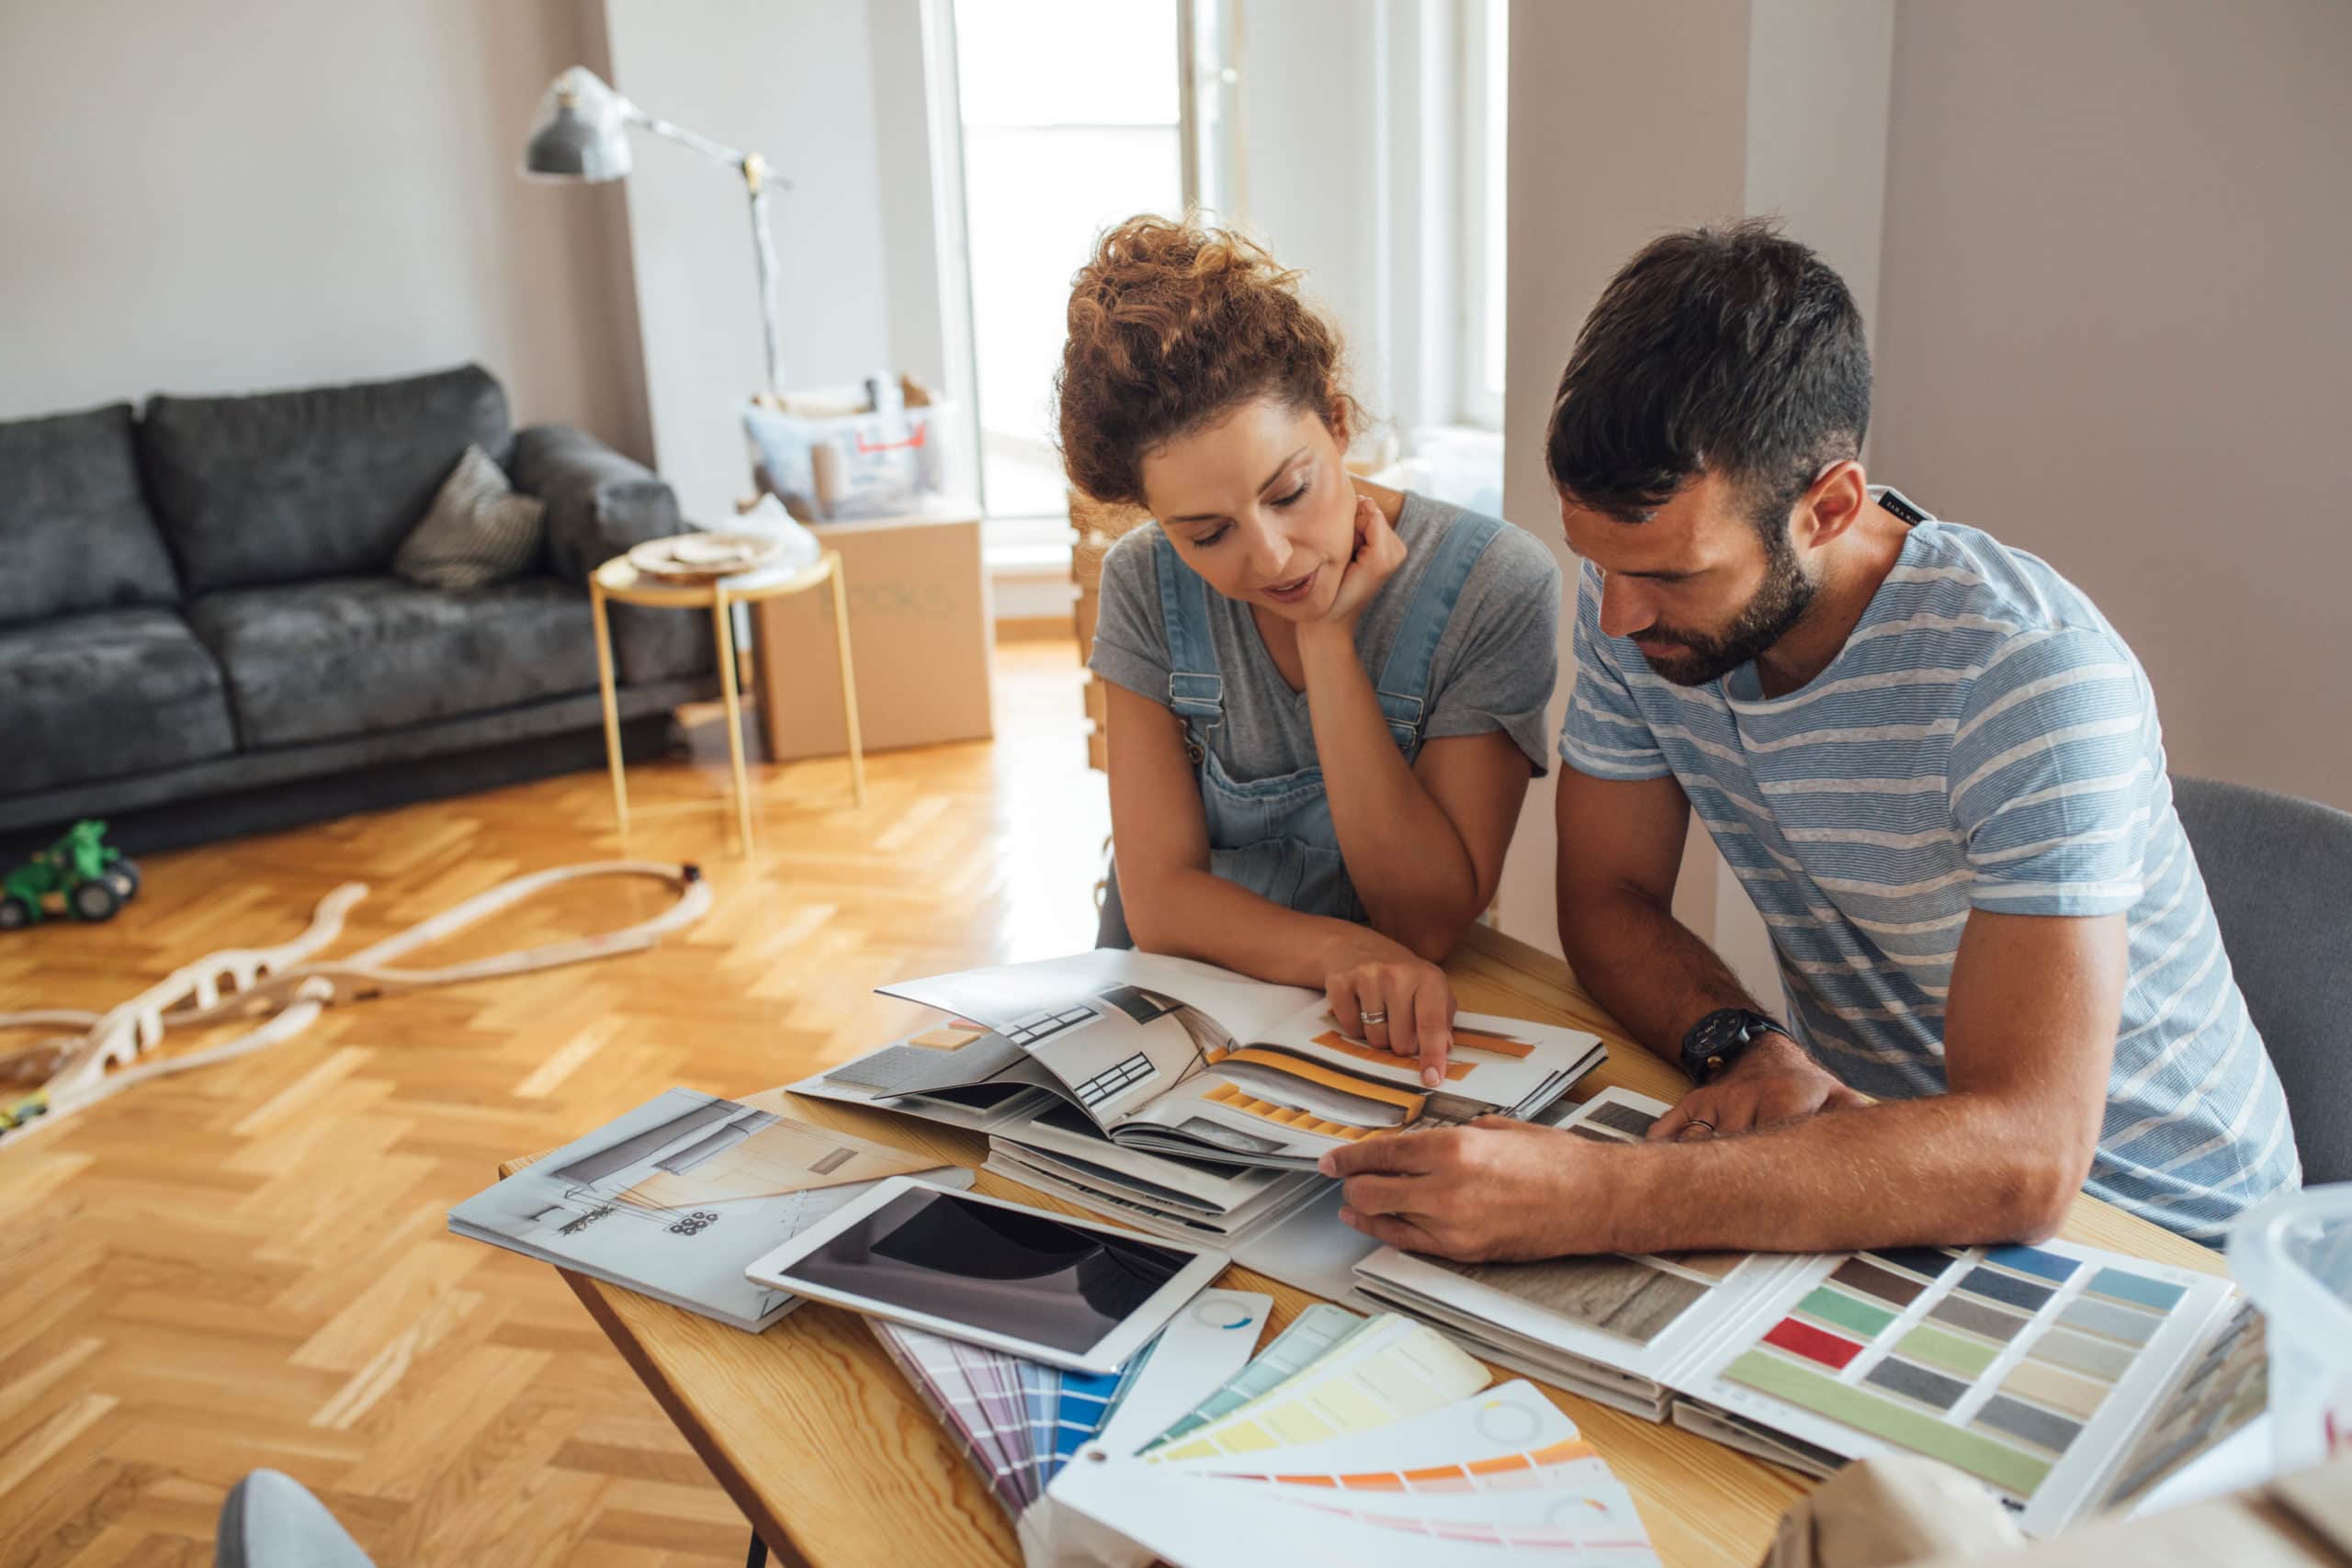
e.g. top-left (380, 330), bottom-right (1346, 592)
top-left (1295, 626), bottom-right (1482, 956)
top-left (1122, 861), bottom-right (1377, 987)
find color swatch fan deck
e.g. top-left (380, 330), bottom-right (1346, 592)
top-left (876, 1297), bottom-right (1662, 1568)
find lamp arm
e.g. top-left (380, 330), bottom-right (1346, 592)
top-left (620, 100), bottom-right (792, 395)
top-left (622, 105), bottom-right (792, 188)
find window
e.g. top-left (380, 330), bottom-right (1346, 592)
top-left (952, 0), bottom-right (1183, 542)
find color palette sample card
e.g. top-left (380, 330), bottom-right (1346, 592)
top-left (1356, 1087), bottom-right (2265, 1536)
top-left (1052, 1335), bottom-right (1661, 1566)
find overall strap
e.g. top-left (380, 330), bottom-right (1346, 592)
top-left (1372, 510), bottom-right (1508, 750)
top-left (1150, 530), bottom-right (1225, 741)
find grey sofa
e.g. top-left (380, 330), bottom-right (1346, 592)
top-left (0, 364), bottom-right (715, 856)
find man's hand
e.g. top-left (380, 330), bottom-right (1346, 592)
top-left (1649, 1032), bottom-right (1867, 1141)
top-left (1317, 1118), bottom-right (1603, 1261)
top-left (1308, 495), bottom-right (1407, 632)
top-left (1324, 927), bottom-right (1455, 1088)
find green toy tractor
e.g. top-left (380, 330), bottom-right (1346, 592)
top-left (0, 820), bottom-right (141, 930)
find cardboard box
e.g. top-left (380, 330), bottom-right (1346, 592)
top-left (752, 504), bottom-right (993, 759)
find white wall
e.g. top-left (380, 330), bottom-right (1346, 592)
top-left (603, 0), bottom-right (901, 525)
top-left (1870, 0), bottom-right (2352, 812)
top-left (1493, 0), bottom-right (1754, 956)
top-left (1233, 0), bottom-right (1391, 418)
top-left (0, 0), bottom-right (649, 457)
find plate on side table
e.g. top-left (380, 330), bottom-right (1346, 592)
top-left (628, 532), bottom-right (787, 582)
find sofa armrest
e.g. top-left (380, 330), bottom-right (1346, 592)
top-left (510, 424), bottom-right (683, 583)
top-left (509, 425), bottom-right (712, 686)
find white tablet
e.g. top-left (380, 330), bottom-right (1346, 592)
top-left (741, 1176), bottom-right (1228, 1373)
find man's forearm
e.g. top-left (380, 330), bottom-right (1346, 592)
top-left (1582, 1093), bottom-right (2091, 1255)
top-left (1557, 881), bottom-right (1769, 1063)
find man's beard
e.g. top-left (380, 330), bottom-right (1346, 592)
top-left (1636, 527), bottom-right (1818, 687)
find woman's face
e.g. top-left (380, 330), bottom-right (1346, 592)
top-left (1136, 396), bottom-right (1357, 623)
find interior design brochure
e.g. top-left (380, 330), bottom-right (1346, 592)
top-left (447, 1085), bottom-right (967, 1331)
top-left (1351, 1087), bottom-right (2267, 1536)
top-left (799, 948), bottom-right (1607, 1172)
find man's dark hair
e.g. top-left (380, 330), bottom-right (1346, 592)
top-left (1544, 220), bottom-right (1871, 532)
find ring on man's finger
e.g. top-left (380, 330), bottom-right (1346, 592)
top-left (1683, 1117), bottom-right (1716, 1136)
top-left (1360, 1009), bottom-right (1388, 1025)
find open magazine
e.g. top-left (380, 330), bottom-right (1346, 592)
top-left (1351, 1086), bottom-right (2268, 1537)
top-left (447, 1085), bottom-right (969, 1330)
top-left (800, 948), bottom-right (1608, 1173)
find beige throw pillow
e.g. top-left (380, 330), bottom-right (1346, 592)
top-left (392, 444), bottom-right (546, 591)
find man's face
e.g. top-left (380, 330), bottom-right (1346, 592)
top-left (1558, 469), bottom-right (1816, 687)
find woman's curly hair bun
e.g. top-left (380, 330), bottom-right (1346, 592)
top-left (1056, 213), bottom-right (1359, 507)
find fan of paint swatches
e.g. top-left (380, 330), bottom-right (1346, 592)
top-left (1052, 1377), bottom-right (1662, 1567)
top-left (1144, 1313), bottom-right (1492, 1463)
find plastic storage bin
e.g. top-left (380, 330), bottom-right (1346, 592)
top-left (2228, 1181), bottom-right (2352, 1474)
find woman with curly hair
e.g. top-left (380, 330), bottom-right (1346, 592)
top-left (1063, 214), bottom-right (1559, 1088)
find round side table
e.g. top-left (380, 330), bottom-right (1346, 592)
top-left (591, 550), bottom-right (867, 847)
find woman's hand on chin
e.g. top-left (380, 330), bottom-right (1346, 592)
top-left (1322, 925), bottom-right (1456, 1088)
top-left (1307, 496), bottom-right (1408, 636)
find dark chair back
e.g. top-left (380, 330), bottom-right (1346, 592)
top-left (2171, 774), bottom-right (2352, 1184)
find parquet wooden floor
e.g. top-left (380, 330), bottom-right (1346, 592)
top-left (0, 642), bottom-right (1109, 1568)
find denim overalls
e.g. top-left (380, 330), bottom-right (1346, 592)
top-left (1097, 508), bottom-right (1506, 946)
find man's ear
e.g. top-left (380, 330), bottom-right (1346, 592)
top-left (1794, 459), bottom-right (1869, 550)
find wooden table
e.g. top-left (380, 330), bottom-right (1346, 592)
top-left (504, 924), bottom-right (2226, 1568)
top-left (591, 550), bottom-right (867, 850)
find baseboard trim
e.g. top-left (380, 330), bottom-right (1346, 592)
top-left (994, 615), bottom-right (1073, 643)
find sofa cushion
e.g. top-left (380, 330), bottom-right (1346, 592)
top-left (139, 364), bottom-right (511, 594)
top-left (0, 608), bottom-right (237, 795)
top-left (187, 576), bottom-right (601, 749)
top-left (0, 402), bottom-right (182, 626)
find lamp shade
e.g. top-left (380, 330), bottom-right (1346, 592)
top-left (522, 66), bottom-right (632, 182)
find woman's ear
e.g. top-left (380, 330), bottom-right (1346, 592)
top-left (1324, 393), bottom-right (1352, 452)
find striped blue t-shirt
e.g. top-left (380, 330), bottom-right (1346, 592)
top-left (1559, 497), bottom-right (2300, 1243)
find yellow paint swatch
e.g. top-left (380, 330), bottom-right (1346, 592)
top-left (2002, 1359), bottom-right (2110, 1420)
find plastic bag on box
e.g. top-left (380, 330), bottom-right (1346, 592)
top-left (741, 375), bottom-right (959, 522)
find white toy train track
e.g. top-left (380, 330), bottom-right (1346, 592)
top-left (0, 861), bottom-right (711, 1146)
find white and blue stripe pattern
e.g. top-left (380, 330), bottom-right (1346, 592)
top-left (1559, 507), bottom-right (2300, 1244)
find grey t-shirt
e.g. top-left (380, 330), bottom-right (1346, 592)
top-left (1087, 491), bottom-right (1562, 782)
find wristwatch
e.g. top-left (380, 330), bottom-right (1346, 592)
top-left (1679, 1008), bottom-right (1796, 1084)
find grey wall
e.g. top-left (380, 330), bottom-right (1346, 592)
top-left (1492, 0), bottom-right (1754, 948)
top-left (603, 0), bottom-right (904, 525)
top-left (0, 0), bottom-right (650, 457)
top-left (1871, 0), bottom-right (2352, 812)
top-left (1496, 0), bottom-right (2349, 967)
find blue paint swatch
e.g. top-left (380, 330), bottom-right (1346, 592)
top-left (1958, 1266), bottom-right (2055, 1313)
top-left (2088, 1267), bottom-right (2186, 1314)
top-left (1870, 1247), bottom-right (1962, 1280)
top-left (1984, 1245), bottom-right (2081, 1284)
top-left (1049, 1367), bottom-right (1122, 1476)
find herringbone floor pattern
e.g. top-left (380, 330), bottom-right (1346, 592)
top-left (0, 642), bottom-right (1109, 1567)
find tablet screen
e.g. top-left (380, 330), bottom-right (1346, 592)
top-left (777, 1188), bottom-right (1192, 1356)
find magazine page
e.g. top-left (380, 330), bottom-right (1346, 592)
top-left (1251, 1003), bottom-right (1607, 1118)
top-left (1351, 1089), bottom-right (1810, 1387)
top-left (880, 949), bottom-right (1320, 1053)
top-left (876, 951), bottom-right (1318, 1137)
top-left (447, 1086), bottom-right (957, 1328)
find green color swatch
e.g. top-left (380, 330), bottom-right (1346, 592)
top-left (1726, 1350), bottom-right (2052, 1497)
top-left (1900, 1324), bottom-right (2000, 1378)
top-left (1796, 1285), bottom-right (1896, 1338)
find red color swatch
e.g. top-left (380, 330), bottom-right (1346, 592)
top-left (1764, 1315), bottom-right (1864, 1371)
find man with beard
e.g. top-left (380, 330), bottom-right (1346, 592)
top-left (1320, 221), bottom-right (2297, 1259)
